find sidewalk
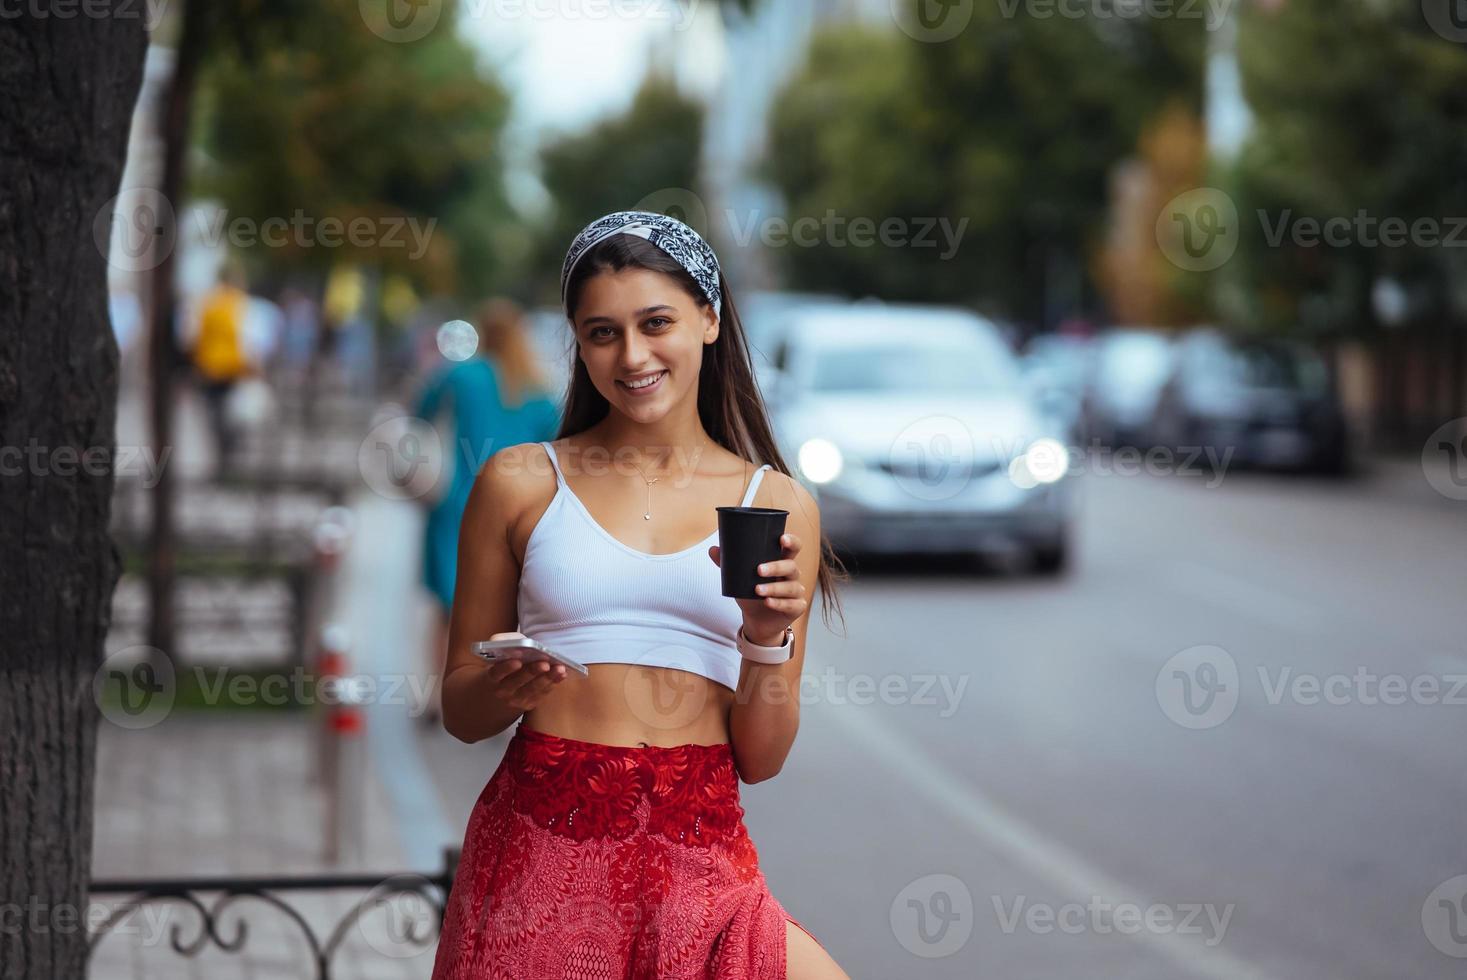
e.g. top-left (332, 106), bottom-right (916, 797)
top-left (92, 381), bottom-right (449, 978)
top-left (90, 717), bottom-right (437, 980)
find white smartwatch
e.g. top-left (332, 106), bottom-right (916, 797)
top-left (736, 624), bottom-right (794, 664)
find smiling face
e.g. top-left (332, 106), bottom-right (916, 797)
top-left (572, 267), bottom-right (719, 419)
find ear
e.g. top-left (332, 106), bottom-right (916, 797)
top-left (702, 305), bottom-right (719, 345)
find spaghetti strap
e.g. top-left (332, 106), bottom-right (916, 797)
top-left (739, 464), bottom-right (772, 508)
top-left (540, 441), bottom-right (566, 487)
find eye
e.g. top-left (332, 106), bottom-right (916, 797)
top-left (646, 316), bottom-right (672, 329)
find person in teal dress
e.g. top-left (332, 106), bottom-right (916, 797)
top-left (415, 299), bottom-right (563, 720)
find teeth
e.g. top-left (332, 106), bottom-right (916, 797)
top-left (625, 371), bottom-right (664, 389)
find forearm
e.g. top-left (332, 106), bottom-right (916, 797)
top-left (441, 663), bottom-right (522, 743)
top-left (728, 649), bottom-right (801, 783)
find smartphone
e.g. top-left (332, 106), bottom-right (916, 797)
top-left (471, 637), bottom-right (589, 677)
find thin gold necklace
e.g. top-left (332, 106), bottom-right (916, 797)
top-left (626, 437), bottom-right (708, 520)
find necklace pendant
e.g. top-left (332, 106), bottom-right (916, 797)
top-left (643, 513), bottom-right (651, 520)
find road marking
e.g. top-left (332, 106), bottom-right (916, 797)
top-left (822, 701), bottom-right (1280, 980)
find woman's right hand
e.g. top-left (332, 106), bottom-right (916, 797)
top-left (481, 631), bottom-right (568, 712)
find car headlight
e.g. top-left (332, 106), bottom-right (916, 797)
top-left (1007, 437), bottom-right (1069, 489)
top-left (797, 438), bottom-right (843, 484)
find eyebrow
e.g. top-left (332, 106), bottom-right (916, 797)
top-left (579, 305), bottom-right (676, 328)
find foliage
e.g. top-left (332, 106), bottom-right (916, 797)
top-left (764, 6), bottom-right (1206, 325)
top-left (524, 71), bottom-right (707, 308)
top-left (1229, 0), bottom-right (1467, 336)
top-left (191, 0), bottom-right (515, 299)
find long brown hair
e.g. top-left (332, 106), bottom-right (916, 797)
top-left (560, 232), bottom-right (849, 636)
top-left (475, 297), bottom-right (548, 408)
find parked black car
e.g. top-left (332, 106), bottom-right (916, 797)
top-left (1149, 329), bottom-right (1350, 475)
top-left (1080, 328), bottom-right (1174, 449)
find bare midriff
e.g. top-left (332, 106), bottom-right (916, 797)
top-left (521, 663), bottom-right (737, 748)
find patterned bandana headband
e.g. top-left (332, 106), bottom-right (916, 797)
top-left (560, 210), bottom-right (722, 321)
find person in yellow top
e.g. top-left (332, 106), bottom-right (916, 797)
top-left (190, 264), bottom-right (256, 477)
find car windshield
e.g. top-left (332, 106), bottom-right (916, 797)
top-left (1098, 335), bottom-right (1170, 380)
top-left (810, 339), bottom-right (1018, 392)
top-left (1231, 344), bottom-right (1329, 394)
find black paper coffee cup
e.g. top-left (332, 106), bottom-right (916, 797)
top-left (716, 506), bottom-right (789, 599)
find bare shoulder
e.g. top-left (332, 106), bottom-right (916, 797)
top-left (757, 467), bottom-right (820, 529)
top-left (468, 441), bottom-right (556, 520)
top-left (471, 441), bottom-right (539, 491)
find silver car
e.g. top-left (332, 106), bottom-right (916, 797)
top-left (765, 302), bottom-right (1076, 574)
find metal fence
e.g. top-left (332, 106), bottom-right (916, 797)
top-left (88, 848), bottom-right (459, 979)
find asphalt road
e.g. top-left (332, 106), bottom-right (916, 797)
top-left (413, 457), bottom-right (1466, 979)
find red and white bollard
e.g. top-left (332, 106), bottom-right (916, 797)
top-left (317, 624), bottom-right (366, 865)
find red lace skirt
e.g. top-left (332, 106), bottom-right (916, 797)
top-left (431, 722), bottom-right (822, 979)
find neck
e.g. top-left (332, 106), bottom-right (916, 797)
top-left (590, 414), bottom-right (711, 474)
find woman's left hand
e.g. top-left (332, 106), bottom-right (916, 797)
top-left (709, 532), bottom-right (807, 646)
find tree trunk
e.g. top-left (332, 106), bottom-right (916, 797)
top-left (0, 7), bottom-right (147, 978)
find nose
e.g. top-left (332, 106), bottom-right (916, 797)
top-left (619, 327), bottom-right (650, 370)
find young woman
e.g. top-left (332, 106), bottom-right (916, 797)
top-left (430, 211), bottom-right (851, 979)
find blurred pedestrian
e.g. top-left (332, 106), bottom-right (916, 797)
top-left (414, 298), bottom-right (562, 723)
top-left (277, 285), bottom-right (320, 394)
top-left (188, 263), bottom-right (256, 479)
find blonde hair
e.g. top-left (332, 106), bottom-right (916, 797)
top-left (474, 298), bottom-right (547, 408)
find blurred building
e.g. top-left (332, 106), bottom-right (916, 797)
top-left (700, 0), bottom-right (887, 290)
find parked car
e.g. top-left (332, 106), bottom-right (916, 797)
top-left (1150, 328), bottom-right (1350, 474)
top-left (735, 289), bottom-right (847, 399)
top-left (767, 301), bottom-right (1076, 574)
top-left (1021, 333), bottom-right (1095, 441)
top-left (1081, 328), bottom-right (1174, 449)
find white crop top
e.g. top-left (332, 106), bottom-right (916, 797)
top-left (516, 441), bottom-right (773, 692)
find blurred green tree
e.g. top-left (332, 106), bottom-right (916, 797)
top-left (1229, 0), bottom-right (1467, 442)
top-left (763, 7), bottom-right (1205, 327)
top-left (525, 70), bottom-right (707, 308)
top-left (193, 0), bottom-right (515, 300)
top-left (1231, 0), bottom-right (1467, 338)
